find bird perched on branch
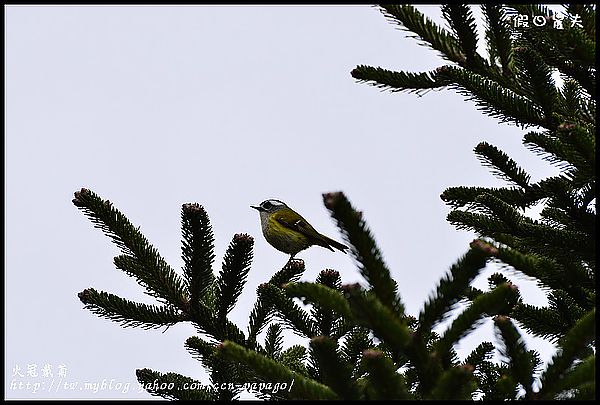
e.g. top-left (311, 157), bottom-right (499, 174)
top-left (251, 199), bottom-right (348, 260)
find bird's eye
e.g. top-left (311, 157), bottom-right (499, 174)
top-left (263, 201), bottom-right (272, 209)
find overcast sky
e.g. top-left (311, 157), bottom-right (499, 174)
top-left (6, 5), bottom-right (560, 399)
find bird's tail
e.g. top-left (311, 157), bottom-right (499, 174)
top-left (320, 234), bottom-right (349, 253)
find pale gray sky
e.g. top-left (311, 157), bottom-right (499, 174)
top-left (6, 5), bottom-right (559, 399)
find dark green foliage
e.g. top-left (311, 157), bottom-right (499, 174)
top-left (279, 345), bottom-right (308, 376)
top-left (435, 65), bottom-right (547, 127)
top-left (435, 283), bottom-right (520, 368)
top-left (78, 288), bottom-right (182, 329)
top-left (181, 203), bottom-right (215, 306)
top-left (309, 336), bottom-right (359, 399)
top-left (246, 259), bottom-right (305, 349)
top-left (350, 66), bottom-right (442, 94)
top-left (481, 5), bottom-right (513, 76)
top-left (417, 244), bottom-right (490, 334)
top-left (428, 365), bottom-right (477, 400)
top-left (538, 309), bottom-right (596, 399)
top-left (264, 323), bottom-right (284, 359)
top-left (74, 3), bottom-right (595, 401)
top-left (73, 189), bottom-right (314, 400)
top-left (351, 3), bottom-right (595, 400)
top-left (464, 341), bottom-right (495, 369)
top-left (322, 191), bottom-right (404, 316)
top-left (341, 327), bottom-right (374, 378)
top-left (441, 5), bottom-right (481, 68)
top-left (135, 368), bottom-right (214, 400)
top-left (362, 350), bottom-right (410, 399)
top-left (377, 5), bottom-right (463, 64)
top-left (494, 315), bottom-right (535, 398)
top-left (73, 189), bottom-right (188, 309)
top-left (217, 341), bottom-right (338, 400)
top-left (474, 142), bottom-right (531, 188)
top-left (258, 283), bottom-right (318, 338)
top-left (215, 234), bottom-right (253, 319)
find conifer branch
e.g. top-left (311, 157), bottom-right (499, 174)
top-left (264, 323), bottom-right (284, 359)
top-left (269, 259), bottom-right (306, 287)
top-left (441, 5), bottom-right (481, 67)
top-left (350, 66), bottom-right (443, 94)
top-left (493, 315), bottom-right (535, 398)
top-left (565, 4), bottom-right (595, 39)
top-left (481, 5), bottom-right (513, 76)
top-left (434, 66), bottom-right (546, 127)
top-left (524, 132), bottom-right (591, 182)
top-left (247, 259), bottom-right (306, 348)
top-left (440, 186), bottom-right (533, 210)
top-left (446, 208), bottom-right (593, 263)
top-left (511, 303), bottom-right (568, 342)
top-left (474, 142), bottom-right (531, 188)
top-left (342, 284), bottom-right (412, 355)
top-left (185, 336), bottom-right (216, 370)
top-left (362, 349), bottom-right (411, 399)
top-left (309, 336), bottom-right (359, 399)
top-left (258, 283), bottom-right (317, 338)
top-left (73, 188), bottom-right (188, 308)
top-left (418, 241), bottom-right (493, 335)
top-left (187, 298), bottom-right (246, 345)
top-left (550, 354), bottom-right (595, 399)
top-left (312, 269), bottom-right (343, 337)
top-left (473, 193), bottom-right (532, 228)
top-left (538, 308), bottom-right (595, 399)
top-left (517, 28), bottom-right (595, 98)
top-left (493, 247), bottom-right (594, 301)
top-left (181, 203), bottom-right (215, 305)
top-left (217, 341), bottom-right (339, 400)
top-left (279, 345), bottom-right (309, 376)
top-left (284, 282), bottom-right (352, 319)
top-left (513, 47), bottom-right (557, 120)
top-left (77, 288), bottom-right (183, 329)
top-left (463, 341), bottom-right (495, 369)
top-left (341, 327), bottom-right (374, 377)
top-left (378, 5), bottom-right (464, 64)
top-left (135, 368), bottom-right (215, 400)
top-left (215, 234), bottom-right (253, 319)
top-left (427, 365), bottom-right (476, 400)
top-left (323, 191), bottom-right (404, 316)
top-left (435, 284), bottom-right (519, 367)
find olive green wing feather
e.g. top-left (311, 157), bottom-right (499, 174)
top-left (274, 210), bottom-right (348, 253)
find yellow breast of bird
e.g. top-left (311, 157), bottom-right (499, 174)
top-left (263, 214), bottom-right (311, 254)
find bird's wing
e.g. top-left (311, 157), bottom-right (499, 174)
top-left (274, 211), bottom-right (334, 250)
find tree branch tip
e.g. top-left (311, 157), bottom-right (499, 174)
top-left (558, 122), bottom-right (576, 131)
top-left (310, 335), bottom-right (329, 345)
top-left (470, 239), bottom-right (499, 255)
top-left (461, 364), bottom-right (475, 373)
top-left (257, 283), bottom-right (272, 294)
top-left (493, 314), bottom-right (510, 323)
top-left (72, 188), bottom-right (91, 206)
top-left (136, 368), bottom-right (150, 377)
top-left (341, 283), bottom-right (362, 295)
top-left (322, 192), bottom-right (344, 209)
top-left (233, 233), bottom-right (254, 243)
top-left (286, 259), bottom-right (305, 269)
top-left (78, 289), bottom-right (92, 303)
top-left (182, 202), bottom-right (204, 213)
top-left (319, 269), bottom-right (340, 278)
top-left (362, 349), bottom-right (383, 360)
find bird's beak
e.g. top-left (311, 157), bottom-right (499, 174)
top-left (250, 205), bottom-right (262, 211)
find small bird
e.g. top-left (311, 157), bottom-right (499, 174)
top-left (251, 199), bottom-right (348, 260)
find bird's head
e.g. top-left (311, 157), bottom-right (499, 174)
top-left (250, 199), bottom-right (288, 214)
